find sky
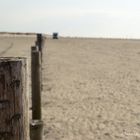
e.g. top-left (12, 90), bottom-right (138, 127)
top-left (0, 0), bottom-right (140, 38)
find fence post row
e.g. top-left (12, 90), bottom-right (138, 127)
top-left (0, 58), bottom-right (29, 140)
top-left (0, 34), bottom-right (45, 140)
top-left (30, 34), bottom-right (45, 140)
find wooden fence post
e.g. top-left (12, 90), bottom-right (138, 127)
top-left (31, 47), bottom-right (42, 120)
top-left (36, 34), bottom-right (42, 52)
top-left (0, 58), bottom-right (29, 140)
top-left (30, 120), bottom-right (43, 140)
top-left (36, 34), bottom-right (45, 62)
top-left (31, 47), bottom-right (43, 140)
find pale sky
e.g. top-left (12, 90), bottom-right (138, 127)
top-left (0, 0), bottom-right (140, 38)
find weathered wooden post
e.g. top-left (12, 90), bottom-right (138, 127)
top-left (0, 58), bottom-right (29, 140)
top-left (36, 34), bottom-right (42, 52)
top-left (31, 46), bottom-right (43, 140)
top-left (31, 47), bottom-right (41, 119)
top-left (36, 34), bottom-right (45, 62)
top-left (30, 120), bottom-right (43, 140)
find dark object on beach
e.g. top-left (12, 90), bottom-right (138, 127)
top-left (53, 32), bottom-right (58, 39)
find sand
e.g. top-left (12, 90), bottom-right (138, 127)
top-left (1, 34), bottom-right (140, 140)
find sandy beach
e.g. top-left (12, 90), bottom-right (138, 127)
top-left (1, 34), bottom-right (140, 140)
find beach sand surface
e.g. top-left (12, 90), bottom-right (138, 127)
top-left (1, 34), bottom-right (140, 140)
